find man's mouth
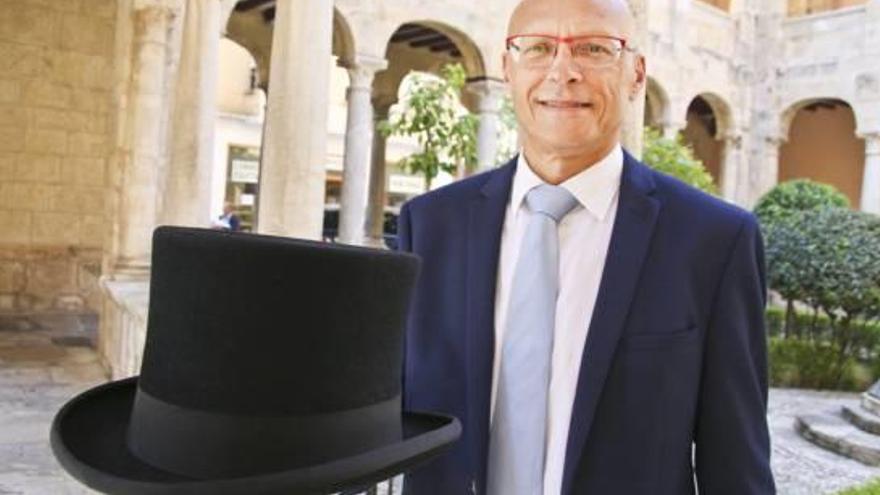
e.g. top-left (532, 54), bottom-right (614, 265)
top-left (536, 99), bottom-right (592, 109)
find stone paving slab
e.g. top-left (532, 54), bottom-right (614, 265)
top-left (1, 314), bottom-right (880, 494)
top-left (0, 314), bottom-right (103, 495)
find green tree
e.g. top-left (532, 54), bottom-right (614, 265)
top-left (641, 127), bottom-right (717, 194)
top-left (793, 208), bottom-right (880, 386)
top-left (755, 179), bottom-right (851, 336)
top-left (754, 179), bottom-right (850, 226)
top-left (379, 64), bottom-right (477, 190)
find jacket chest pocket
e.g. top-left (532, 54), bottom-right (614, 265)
top-left (618, 325), bottom-right (700, 351)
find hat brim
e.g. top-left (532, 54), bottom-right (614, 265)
top-left (51, 377), bottom-right (460, 495)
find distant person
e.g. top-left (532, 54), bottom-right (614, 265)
top-left (212, 202), bottom-right (241, 232)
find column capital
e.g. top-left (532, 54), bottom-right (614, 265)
top-left (720, 130), bottom-right (744, 148)
top-left (340, 55), bottom-right (388, 91)
top-left (465, 77), bottom-right (507, 113)
top-left (372, 94), bottom-right (397, 119)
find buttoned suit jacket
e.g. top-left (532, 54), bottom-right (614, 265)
top-left (397, 151), bottom-right (775, 495)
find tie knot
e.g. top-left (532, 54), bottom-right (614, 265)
top-left (525, 184), bottom-right (579, 222)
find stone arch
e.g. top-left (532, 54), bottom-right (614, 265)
top-left (787, 0), bottom-right (868, 17)
top-left (680, 92), bottom-right (734, 188)
top-left (332, 9), bottom-right (357, 67)
top-left (374, 20), bottom-right (488, 117)
top-left (225, 3), bottom-right (360, 90)
top-left (644, 76), bottom-right (670, 130)
top-left (695, 0), bottom-right (732, 11)
top-left (379, 20), bottom-right (486, 89)
top-left (778, 98), bottom-right (865, 206)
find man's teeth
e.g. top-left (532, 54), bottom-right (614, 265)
top-left (541, 100), bottom-right (590, 108)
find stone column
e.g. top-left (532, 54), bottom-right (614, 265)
top-left (466, 79), bottom-right (507, 172)
top-left (720, 132), bottom-right (743, 202)
top-left (161, 0), bottom-right (221, 227)
top-left (365, 100), bottom-right (394, 248)
top-left (622, 0), bottom-right (648, 158)
top-left (338, 56), bottom-right (388, 245)
top-left (860, 133), bottom-right (880, 213)
top-left (256, 0), bottom-right (333, 239)
top-left (750, 136), bottom-right (781, 206)
top-left (107, 2), bottom-right (177, 275)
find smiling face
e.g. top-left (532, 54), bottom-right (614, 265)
top-left (504, 0), bottom-right (645, 164)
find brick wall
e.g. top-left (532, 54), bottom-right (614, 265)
top-left (0, 0), bottom-right (117, 312)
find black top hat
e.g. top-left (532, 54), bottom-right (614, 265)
top-left (50, 227), bottom-right (460, 494)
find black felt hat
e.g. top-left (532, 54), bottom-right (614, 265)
top-left (50, 227), bottom-right (460, 494)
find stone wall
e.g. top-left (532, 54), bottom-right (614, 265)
top-left (0, 0), bottom-right (117, 312)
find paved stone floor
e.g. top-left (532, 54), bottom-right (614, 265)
top-left (0, 314), bottom-right (879, 494)
top-left (0, 314), bottom-right (105, 494)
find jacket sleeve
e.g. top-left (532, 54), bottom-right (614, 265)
top-left (694, 214), bottom-right (776, 494)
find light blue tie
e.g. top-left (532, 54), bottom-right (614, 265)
top-left (487, 184), bottom-right (579, 495)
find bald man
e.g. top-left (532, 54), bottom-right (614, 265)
top-left (397, 0), bottom-right (775, 493)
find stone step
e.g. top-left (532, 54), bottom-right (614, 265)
top-left (796, 410), bottom-right (880, 466)
top-left (843, 400), bottom-right (880, 436)
top-left (862, 392), bottom-right (880, 418)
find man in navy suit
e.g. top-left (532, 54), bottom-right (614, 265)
top-left (397, 0), bottom-right (775, 493)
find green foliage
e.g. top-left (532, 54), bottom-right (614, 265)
top-left (837, 478), bottom-right (880, 495)
top-left (768, 336), bottom-right (864, 391)
top-left (763, 208), bottom-right (880, 388)
top-left (641, 127), bottom-right (717, 194)
top-left (496, 95), bottom-right (518, 164)
top-left (765, 209), bottom-right (880, 322)
top-left (379, 64), bottom-right (477, 189)
top-left (754, 179), bottom-right (850, 226)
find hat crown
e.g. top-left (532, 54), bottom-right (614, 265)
top-left (138, 227), bottom-right (419, 416)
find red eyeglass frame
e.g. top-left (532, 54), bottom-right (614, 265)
top-left (505, 33), bottom-right (634, 53)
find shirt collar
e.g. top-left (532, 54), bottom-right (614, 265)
top-left (510, 144), bottom-right (624, 222)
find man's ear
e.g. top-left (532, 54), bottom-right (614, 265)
top-left (629, 54), bottom-right (646, 101)
top-left (502, 52), bottom-right (511, 83)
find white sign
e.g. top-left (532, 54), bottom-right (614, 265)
top-left (230, 159), bottom-right (259, 183)
top-left (389, 174), bottom-right (425, 195)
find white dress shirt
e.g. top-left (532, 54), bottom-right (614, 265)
top-left (491, 144), bottom-right (623, 495)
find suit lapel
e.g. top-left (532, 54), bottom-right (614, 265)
top-left (465, 158), bottom-right (516, 492)
top-left (561, 153), bottom-right (662, 495)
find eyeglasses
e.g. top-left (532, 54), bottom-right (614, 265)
top-left (505, 34), bottom-right (636, 70)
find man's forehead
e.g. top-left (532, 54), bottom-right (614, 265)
top-left (507, 0), bottom-right (634, 38)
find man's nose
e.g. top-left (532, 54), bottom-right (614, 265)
top-left (545, 44), bottom-right (584, 84)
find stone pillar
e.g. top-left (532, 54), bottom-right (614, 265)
top-left (256, 0), bottom-right (333, 239)
top-left (365, 100), bottom-right (394, 247)
top-left (860, 133), bottom-right (880, 213)
top-left (338, 56), bottom-right (388, 245)
top-left (107, 2), bottom-right (177, 275)
top-left (750, 136), bottom-right (781, 206)
top-left (466, 79), bottom-right (507, 172)
top-left (670, 0), bottom-right (692, 57)
top-left (161, 0), bottom-right (221, 227)
top-left (720, 132), bottom-right (743, 202)
top-left (622, 0), bottom-right (648, 158)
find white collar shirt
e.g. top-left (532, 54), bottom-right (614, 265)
top-left (491, 144), bottom-right (624, 495)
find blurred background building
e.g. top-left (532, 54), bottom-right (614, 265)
top-left (0, 0), bottom-right (878, 376)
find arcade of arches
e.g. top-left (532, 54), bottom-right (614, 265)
top-left (0, 0), bottom-right (878, 375)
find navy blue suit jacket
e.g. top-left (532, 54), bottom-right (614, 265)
top-left (397, 152), bottom-right (775, 494)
